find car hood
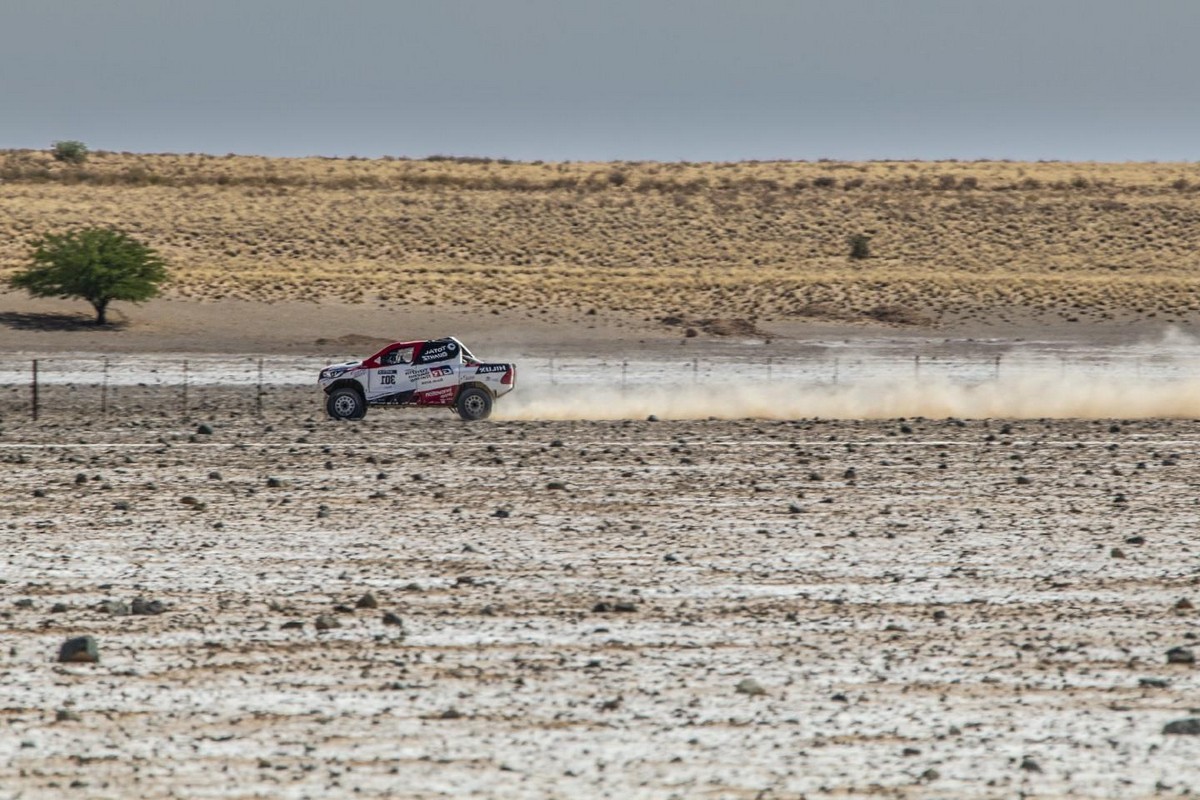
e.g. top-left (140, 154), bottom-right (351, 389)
top-left (320, 360), bottom-right (362, 378)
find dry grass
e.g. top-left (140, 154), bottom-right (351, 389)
top-left (4, 150), bottom-right (1200, 325)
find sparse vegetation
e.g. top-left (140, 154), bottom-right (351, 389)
top-left (848, 234), bottom-right (871, 260)
top-left (50, 140), bottom-right (88, 165)
top-left (3, 151), bottom-right (1200, 325)
top-left (9, 227), bottom-right (167, 324)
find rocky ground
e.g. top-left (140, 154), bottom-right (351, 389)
top-left (2, 404), bottom-right (1200, 799)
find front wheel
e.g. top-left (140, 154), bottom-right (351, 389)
top-left (326, 387), bottom-right (367, 420)
top-left (456, 387), bottom-right (493, 421)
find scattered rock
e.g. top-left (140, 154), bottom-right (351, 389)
top-left (50, 603), bottom-right (68, 614)
top-left (208, 471), bottom-right (222, 480)
top-left (58, 636), bottom-right (99, 664)
top-left (55, 708), bottom-right (82, 722)
top-left (546, 481), bottom-right (568, 490)
top-left (266, 476), bottom-right (286, 488)
top-left (1166, 646), bottom-right (1195, 664)
top-left (382, 612), bottom-right (404, 627)
top-left (598, 696), bottom-right (622, 711)
top-left (492, 508), bottom-right (510, 518)
top-left (355, 592), bottom-right (378, 609)
top-left (440, 707), bottom-right (463, 720)
top-left (196, 424), bottom-right (214, 435)
top-left (1019, 757), bottom-right (1042, 773)
top-left (788, 502), bottom-right (804, 514)
top-left (99, 600), bottom-right (131, 616)
top-left (1163, 718), bottom-right (1200, 735)
top-left (646, 415), bottom-right (659, 422)
top-left (131, 597), bottom-right (166, 616)
top-left (1175, 598), bottom-right (1194, 611)
top-left (1015, 476), bottom-right (1032, 485)
top-left (735, 678), bottom-right (766, 696)
top-left (1125, 534), bottom-right (1145, 545)
top-left (280, 620), bottom-right (304, 630)
top-left (314, 614), bottom-right (340, 631)
top-left (1110, 548), bottom-right (1126, 559)
top-left (1139, 677), bottom-right (1170, 688)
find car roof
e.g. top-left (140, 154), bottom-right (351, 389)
top-left (367, 337), bottom-right (464, 360)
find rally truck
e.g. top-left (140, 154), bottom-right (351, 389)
top-left (318, 337), bottom-right (515, 421)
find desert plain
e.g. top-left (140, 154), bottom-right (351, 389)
top-left (3, 153), bottom-right (1200, 799)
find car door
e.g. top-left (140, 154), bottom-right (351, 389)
top-left (368, 345), bottom-right (417, 401)
top-left (410, 339), bottom-right (462, 403)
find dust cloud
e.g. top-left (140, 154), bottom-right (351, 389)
top-left (496, 374), bottom-right (1200, 421)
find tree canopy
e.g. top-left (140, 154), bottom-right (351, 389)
top-left (9, 228), bottom-right (168, 325)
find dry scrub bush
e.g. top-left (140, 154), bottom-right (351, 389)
top-left (4, 152), bottom-right (1200, 323)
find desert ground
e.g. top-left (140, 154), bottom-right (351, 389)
top-left (2, 402), bottom-right (1200, 800)
top-left (5, 151), bottom-right (1200, 331)
top-left (4, 152), bottom-right (1200, 799)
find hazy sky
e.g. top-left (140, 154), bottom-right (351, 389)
top-left (2, 0), bottom-right (1198, 161)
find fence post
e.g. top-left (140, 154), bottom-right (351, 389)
top-left (833, 357), bottom-right (839, 386)
top-left (101, 357), bottom-right (109, 415)
top-left (31, 359), bottom-right (38, 421)
top-left (914, 355), bottom-right (921, 379)
top-left (256, 358), bottom-right (264, 416)
top-left (622, 360), bottom-right (628, 388)
top-left (692, 358), bottom-right (698, 384)
top-left (767, 356), bottom-right (773, 382)
top-left (994, 354), bottom-right (1001, 381)
top-left (182, 359), bottom-right (189, 417)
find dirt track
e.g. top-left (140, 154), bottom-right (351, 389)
top-left (2, 408), bottom-right (1199, 799)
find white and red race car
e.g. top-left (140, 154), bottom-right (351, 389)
top-left (318, 337), bottom-right (515, 421)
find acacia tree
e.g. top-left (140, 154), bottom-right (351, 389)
top-left (9, 228), bottom-right (167, 325)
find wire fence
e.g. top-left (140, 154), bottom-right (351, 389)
top-left (2, 348), bottom-right (1197, 420)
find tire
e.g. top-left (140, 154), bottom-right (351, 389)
top-left (326, 386), bottom-right (367, 420)
top-left (456, 386), bottom-right (493, 421)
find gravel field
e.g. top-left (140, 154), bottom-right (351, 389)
top-left (2, 405), bottom-right (1200, 799)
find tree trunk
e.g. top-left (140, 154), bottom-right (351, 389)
top-left (93, 299), bottom-right (109, 325)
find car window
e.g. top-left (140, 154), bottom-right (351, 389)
top-left (381, 347), bottom-right (414, 366)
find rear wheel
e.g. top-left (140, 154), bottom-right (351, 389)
top-left (456, 387), bottom-right (493, 421)
top-left (327, 387), bottom-right (367, 420)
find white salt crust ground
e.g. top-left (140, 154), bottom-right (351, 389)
top-left (1, 409), bottom-right (1199, 799)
